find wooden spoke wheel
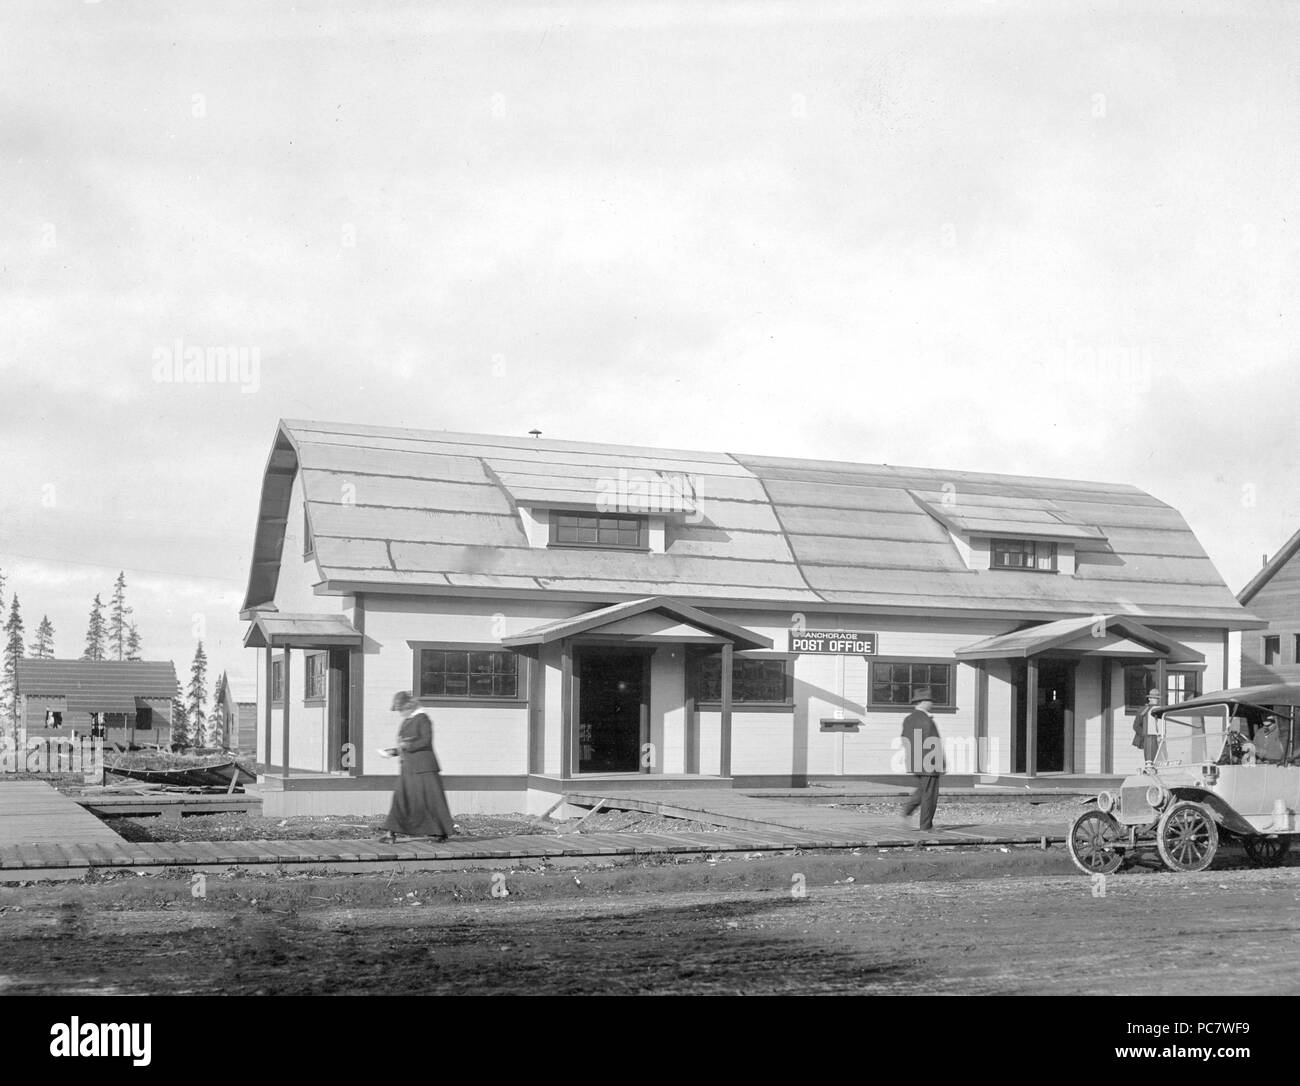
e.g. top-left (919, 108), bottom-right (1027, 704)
top-left (1156, 801), bottom-right (1218, 872)
top-left (1067, 809), bottom-right (1124, 875)
top-left (1243, 834), bottom-right (1291, 867)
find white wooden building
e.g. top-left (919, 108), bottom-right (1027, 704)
top-left (241, 420), bottom-right (1262, 816)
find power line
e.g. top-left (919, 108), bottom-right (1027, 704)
top-left (0, 548), bottom-right (246, 587)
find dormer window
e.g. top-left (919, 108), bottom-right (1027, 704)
top-left (991, 538), bottom-right (1058, 572)
top-left (550, 511), bottom-right (646, 550)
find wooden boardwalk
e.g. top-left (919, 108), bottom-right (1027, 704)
top-left (0, 819), bottom-right (1064, 877)
top-left (0, 781), bottom-right (124, 849)
top-left (74, 793), bottom-right (262, 822)
top-left (0, 780), bottom-right (1065, 878)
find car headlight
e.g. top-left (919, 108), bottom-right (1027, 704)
top-left (1146, 782), bottom-right (1166, 808)
top-left (1097, 790), bottom-right (1115, 813)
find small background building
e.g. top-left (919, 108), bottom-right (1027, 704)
top-left (17, 659), bottom-right (180, 748)
top-left (211, 672), bottom-right (259, 752)
top-left (1237, 529), bottom-right (1300, 685)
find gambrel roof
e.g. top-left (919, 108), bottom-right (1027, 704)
top-left (16, 659), bottom-right (179, 713)
top-left (241, 419), bottom-right (1260, 627)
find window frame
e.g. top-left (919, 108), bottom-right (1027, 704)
top-left (989, 538), bottom-right (1059, 573)
top-left (409, 641), bottom-right (528, 707)
top-left (1122, 664), bottom-right (1205, 714)
top-left (304, 652), bottom-right (328, 704)
top-left (693, 651), bottom-right (794, 711)
top-left (867, 657), bottom-right (958, 713)
top-left (271, 656), bottom-right (285, 705)
top-left (1264, 635), bottom-right (1281, 666)
top-left (548, 510), bottom-right (648, 551)
top-left (303, 508), bottom-right (315, 559)
top-left (135, 707), bottom-right (153, 731)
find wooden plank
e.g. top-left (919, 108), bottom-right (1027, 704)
top-left (662, 531), bottom-right (794, 563)
top-left (286, 420), bottom-right (748, 470)
top-left (792, 535), bottom-right (968, 570)
top-left (388, 541), bottom-right (812, 590)
top-left (493, 467), bottom-right (770, 504)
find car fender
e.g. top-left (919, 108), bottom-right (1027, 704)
top-left (1169, 788), bottom-right (1256, 835)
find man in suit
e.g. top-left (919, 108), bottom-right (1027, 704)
top-left (900, 688), bottom-right (944, 831)
top-left (1131, 687), bottom-right (1161, 763)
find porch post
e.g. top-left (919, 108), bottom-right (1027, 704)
top-left (1155, 656), bottom-right (1167, 702)
top-left (264, 646), bottom-right (273, 767)
top-left (720, 642), bottom-right (733, 778)
top-left (560, 640), bottom-right (572, 778)
top-left (1100, 660), bottom-right (1113, 774)
top-left (282, 646), bottom-right (291, 779)
top-left (975, 662), bottom-right (988, 773)
top-left (1025, 655), bottom-right (1039, 778)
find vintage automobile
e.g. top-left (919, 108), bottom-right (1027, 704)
top-left (1067, 683), bottom-right (1300, 874)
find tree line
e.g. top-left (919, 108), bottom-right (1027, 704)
top-left (0, 567), bottom-right (230, 749)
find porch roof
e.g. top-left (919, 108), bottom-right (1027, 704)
top-left (501, 596), bottom-right (773, 651)
top-left (955, 614), bottom-right (1204, 663)
top-left (243, 612), bottom-right (363, 649)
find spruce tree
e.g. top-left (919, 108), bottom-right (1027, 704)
top-left (82, 595), bottom-right (107, 662)
top-left (125, 622), bottom-right (143, 662)
top-left (187, 642), bottom-right (209, 748)
top-left (29, 616), bottom-right (55, 660)
top-left (170, 695), bottom-right (188, 747)
top-left (108, 572), bottom-right (132, 661)
top-left (2, 596), bottom-right (25, 731)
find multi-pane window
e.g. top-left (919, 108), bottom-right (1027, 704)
top-left (551, 512), bottom-right (644, 549)
top-left (305, 653), bottom-right (327, 700)
top-left (1264, 636), bottom-right (1281, 666)
top-left (991, 538), bottom-right (1058, 571)
top-left (304, 509), bottom-right (315, 558)
top-left (1123, 665), bottom-right (1201, 710)
top-left (272, 659), bottom-right (284, 703)
top-left (696, 656), bottom-right (790, 704)
top-left (136, 707), bottom-right (153, 731)
top-left (870, 662), bottom-right (954, 708)
top-left (419, 649), bottom-right (519, 699)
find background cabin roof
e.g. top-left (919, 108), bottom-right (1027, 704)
top-left (15, 659), bottom-right (179, 714)
top-left (241, 418), bottom-right (1259, 626)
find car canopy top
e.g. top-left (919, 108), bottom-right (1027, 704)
top-left (1155, 682), bottom-right (1300, 716)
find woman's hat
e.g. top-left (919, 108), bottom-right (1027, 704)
top-left (391, 691), bottom-right (417, 712)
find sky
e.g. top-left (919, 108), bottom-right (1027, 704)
top-left (1, 0), bottom-right (1298, 700)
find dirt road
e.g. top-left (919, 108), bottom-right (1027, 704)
top-left (2, 849), bottom-right (1298, 996)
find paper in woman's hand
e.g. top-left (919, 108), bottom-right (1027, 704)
top-left (376, 747), bottom-right (399, 758)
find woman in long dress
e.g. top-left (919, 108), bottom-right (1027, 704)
top-left (380, 692), bottom-right (457, 842)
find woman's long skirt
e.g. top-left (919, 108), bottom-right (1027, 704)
top-left (384, 764), bottom-right (456, 838)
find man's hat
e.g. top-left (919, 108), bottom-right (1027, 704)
top-left (1147, 688), bottom-right (1161, 699)
top-left (911, 688), bottom-right (933, 704)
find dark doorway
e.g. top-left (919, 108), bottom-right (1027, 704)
top-left (576, 650), bottom-right (646, 774)
top-left (1013, 658), bottom-right (1074, 773)
top-left (327, 649), bottom-right (350, 771)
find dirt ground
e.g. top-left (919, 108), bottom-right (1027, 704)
top-left (2, 835), bottom-right (1298, 995)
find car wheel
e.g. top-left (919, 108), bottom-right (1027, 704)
top-left (1243, 834), bottom-right (1291, 867)
top-left (1156, 801), bottom-right (1219, 872)
top-left (1067, 809), bottom-right (1124, 875)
